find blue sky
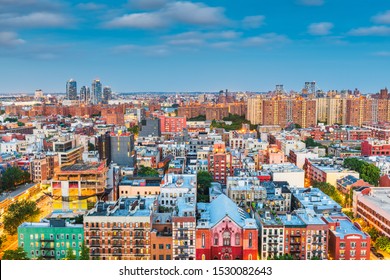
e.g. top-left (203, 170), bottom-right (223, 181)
top-left (1, 0), bottom-right (390, 93)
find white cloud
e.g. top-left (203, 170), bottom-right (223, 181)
top-left (308, 22), bottom-right (333, 35)
top-left (244, 33), bottom-right (289, 46)
top-left (164, 31), bottom-right (241, 46)
top-left (0, 12), bottom-right (71, 28)
top-left (348, 25), bottom-right (390, 36)
top-left (242, 15), bottom-right (265, 29)
top-left (372, 10), bottom-right (390, 24)
top-left (297, 0), bottom-right (324, 6)
top-left (0, 31), bottom-right (25, 47)
top-left (165, 1), bottom-right (227, 26)
top-left (113, 44), bottom-right (170, 56)
top-left (106, 1), bottom-right (227, 29)
top-left (106, 12), bottom-right (168, 29)
top-left (76, 2), bottom-right (106, 11)
top-left (129, 0), bottom-right (170, 10)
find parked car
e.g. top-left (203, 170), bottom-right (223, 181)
top-left (373, 252), bottom-right (384, 260)
top-left (371, 246), bottom-right (377, 253)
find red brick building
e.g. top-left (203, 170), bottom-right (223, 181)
top-left (208, 143), bottom-right (233, 184)
top-left (196, 195), bottom-right (258, 260)
top-left (323, 215), bottom-right (371, 260)
top-left (159, 115), bottom-right (186, 133)
top-left (361, 139), bottom-right (390, 156)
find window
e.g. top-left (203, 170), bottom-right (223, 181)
top-left (166, 244), bottom-right (171, 249)
top-left (72, 234), bottom-right (76, 240)
top-left (66, 234), bottom-right (69, 240)
top-left (159, 244), bottom-right (164, 249)
top-left (159, 255), bottom-right (164, 260)
top-left (20, 234), bottom-right (24, 240)
top-left (223, 231), bottom-right (231, 246)
top-left (202, 233), bottom-right (205, 248)
top-left (249, 233), bottom-right (253, 248)
top-left (235, 233), bottom-right (240, 245)
top-left (214, 234), bottom-right (219, 246)
top-left (166, 255), bottom-right (171, 260)
top-left (351, 242), bottom-right (356, 248)
top-left (361, 242), bottom-right (367, 248)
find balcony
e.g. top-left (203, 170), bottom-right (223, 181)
top-left (178, 245), bottom-right (189, 249)
top-left (134, 227), bottom-right (144, 231)
top-left (113, 227), bottom-right (122, 231)
top-left (134, 236), bottom-right (144, 240)
top-left (177, 253), bottom-right (189, 258)
top-left (90, 243), bottom-right (101, 247)
top-left (112, 235), bottom-right (123, 239)
top-left (40, 238), bottom-right (55, 242)
top-left (134, 244), bottom-right (145, 248)
top-left (290, 241), bottom-right (300, 245)
top-left (113, 252), bottom-right (123, 256)
top-left (90, 236), bottom-right (100, 239)
top-left (112, 243), bottom-right (122, 247)
top-left (176, 236), bottom-right (189, 240)
top-left (267, 240), bottom-right (278, 244)
top-left (177, 227), bottom-right (189, 231)
top-left (290, 233), bottom-right (301, 237)
top-left (41, 246), bottom-right (55, 250)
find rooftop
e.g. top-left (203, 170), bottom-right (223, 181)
top-left (292, 187), bottom-right (342, 213)
top-left (86, 196), bottom-right (156, 217)
top-left (261, 163), bottom-right (304, 173)
top-left (326, 216), bottom-right (370, 239)
top-left (357, 188), bottom-right (390, 219)
top-left (60, 161), bottom-right (105, 173)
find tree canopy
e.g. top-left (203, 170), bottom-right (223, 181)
top-left (1, 167), bottom-right (30, 191)
top-left (197, 171), bottom-right (213, 202)
top-left (65, 247), bottom-right (76, 260)
top-left (80, 242), bottom-right (90, 260)
top-left (312, 181), bottom-right (344, 206)
top-left (137, 165), bottom-right (159, 177)
top-left (343, 158), bottom-right (380, 186)
top-left (3, 200), bottom-right (40, 235)
top-left (2, 247), bottom-right (29, 260)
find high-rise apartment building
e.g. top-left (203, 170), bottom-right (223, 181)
top-left (92, 79), bottom-right (102, 104)
top-left (103, 86), bottom-right (112, 104)
top-left (66, 79), bottom-right (77, 100)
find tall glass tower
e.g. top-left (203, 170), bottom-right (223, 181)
top-left (66, 79), bottom-right (77, 100)
top-left (91, 79), bottom-right (102, 104)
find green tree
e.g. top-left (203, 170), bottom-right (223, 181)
top-left (343, 158), bottom-right (380, 186)
top-left (375, 236), bottom-right (390, 253)
top-left (127, 125), bottom-right (139, 135)
top-left (17, 121), bottom-right (25, 127)
top-left (137, 165), bottom-right (159, 177)
top-left (65, 247), bottom-right (76, 260)
top-left (197, 171), bottom-right (213, 202)
top-left (188, 115), bottom-right (206, 121)
top-left (365, 226), bottom-right (380, 242)
top-left (267, 254), bottom-right (294, 260)
top-left (1, 167), bottom-right (31, 191)
top-left (0, 234), bottom-right (6, 249)
top-left (3, 200), bottom-right (40, 235)
top-left (312, 181), bottom-right (344, 206)
top-left (80, 242), bottom-right (90, 260)
top-left (2, 247), bottom-right (29, 260)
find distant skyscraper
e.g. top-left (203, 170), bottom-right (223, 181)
top-left (66, 79), bottom-right (77, 100)
top-left (91, 79), bottom-right (102, 104)
top-left (80, 86), bottom-right (87, 103)
top-left (103, 86), bottom-right (112, 104)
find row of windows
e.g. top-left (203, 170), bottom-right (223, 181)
top-left (85, 222), bottom-right (149, 228)
top-left (20, 233), bottom-right (82, 241)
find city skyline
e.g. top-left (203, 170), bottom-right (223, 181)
top-left (1, 0), bottom-right (390, 93)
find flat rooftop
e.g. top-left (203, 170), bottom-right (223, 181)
top-left (279, 214), bottom-right (306, 227)
top-left (358, 188), bottom-right (390, 219)
top-left (292, 187), bottom-right (342, 213)
top-left (261, 163), bottom-right (304, 173)
top-left (326, 216), bottom-right (370, 239)
top-left (60, 161), bottom-right (104, 172)
top-left (86, 196), bottom-right (156, 217)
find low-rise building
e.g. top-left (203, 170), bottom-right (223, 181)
top-left (261, 163), bottom-right (305, 187)
top-left (323, 215), bottom-right (370, 260)
top-left (18, 219), bottom-right (84, 260)
top-left (196, 194), bottom-right (258, 260)
top-left (84, 196), bottom-right (157, 260)
top-left (291, 187), bottom-right (342, 214)
top-left (353, 187), bottom-right (390, 238)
